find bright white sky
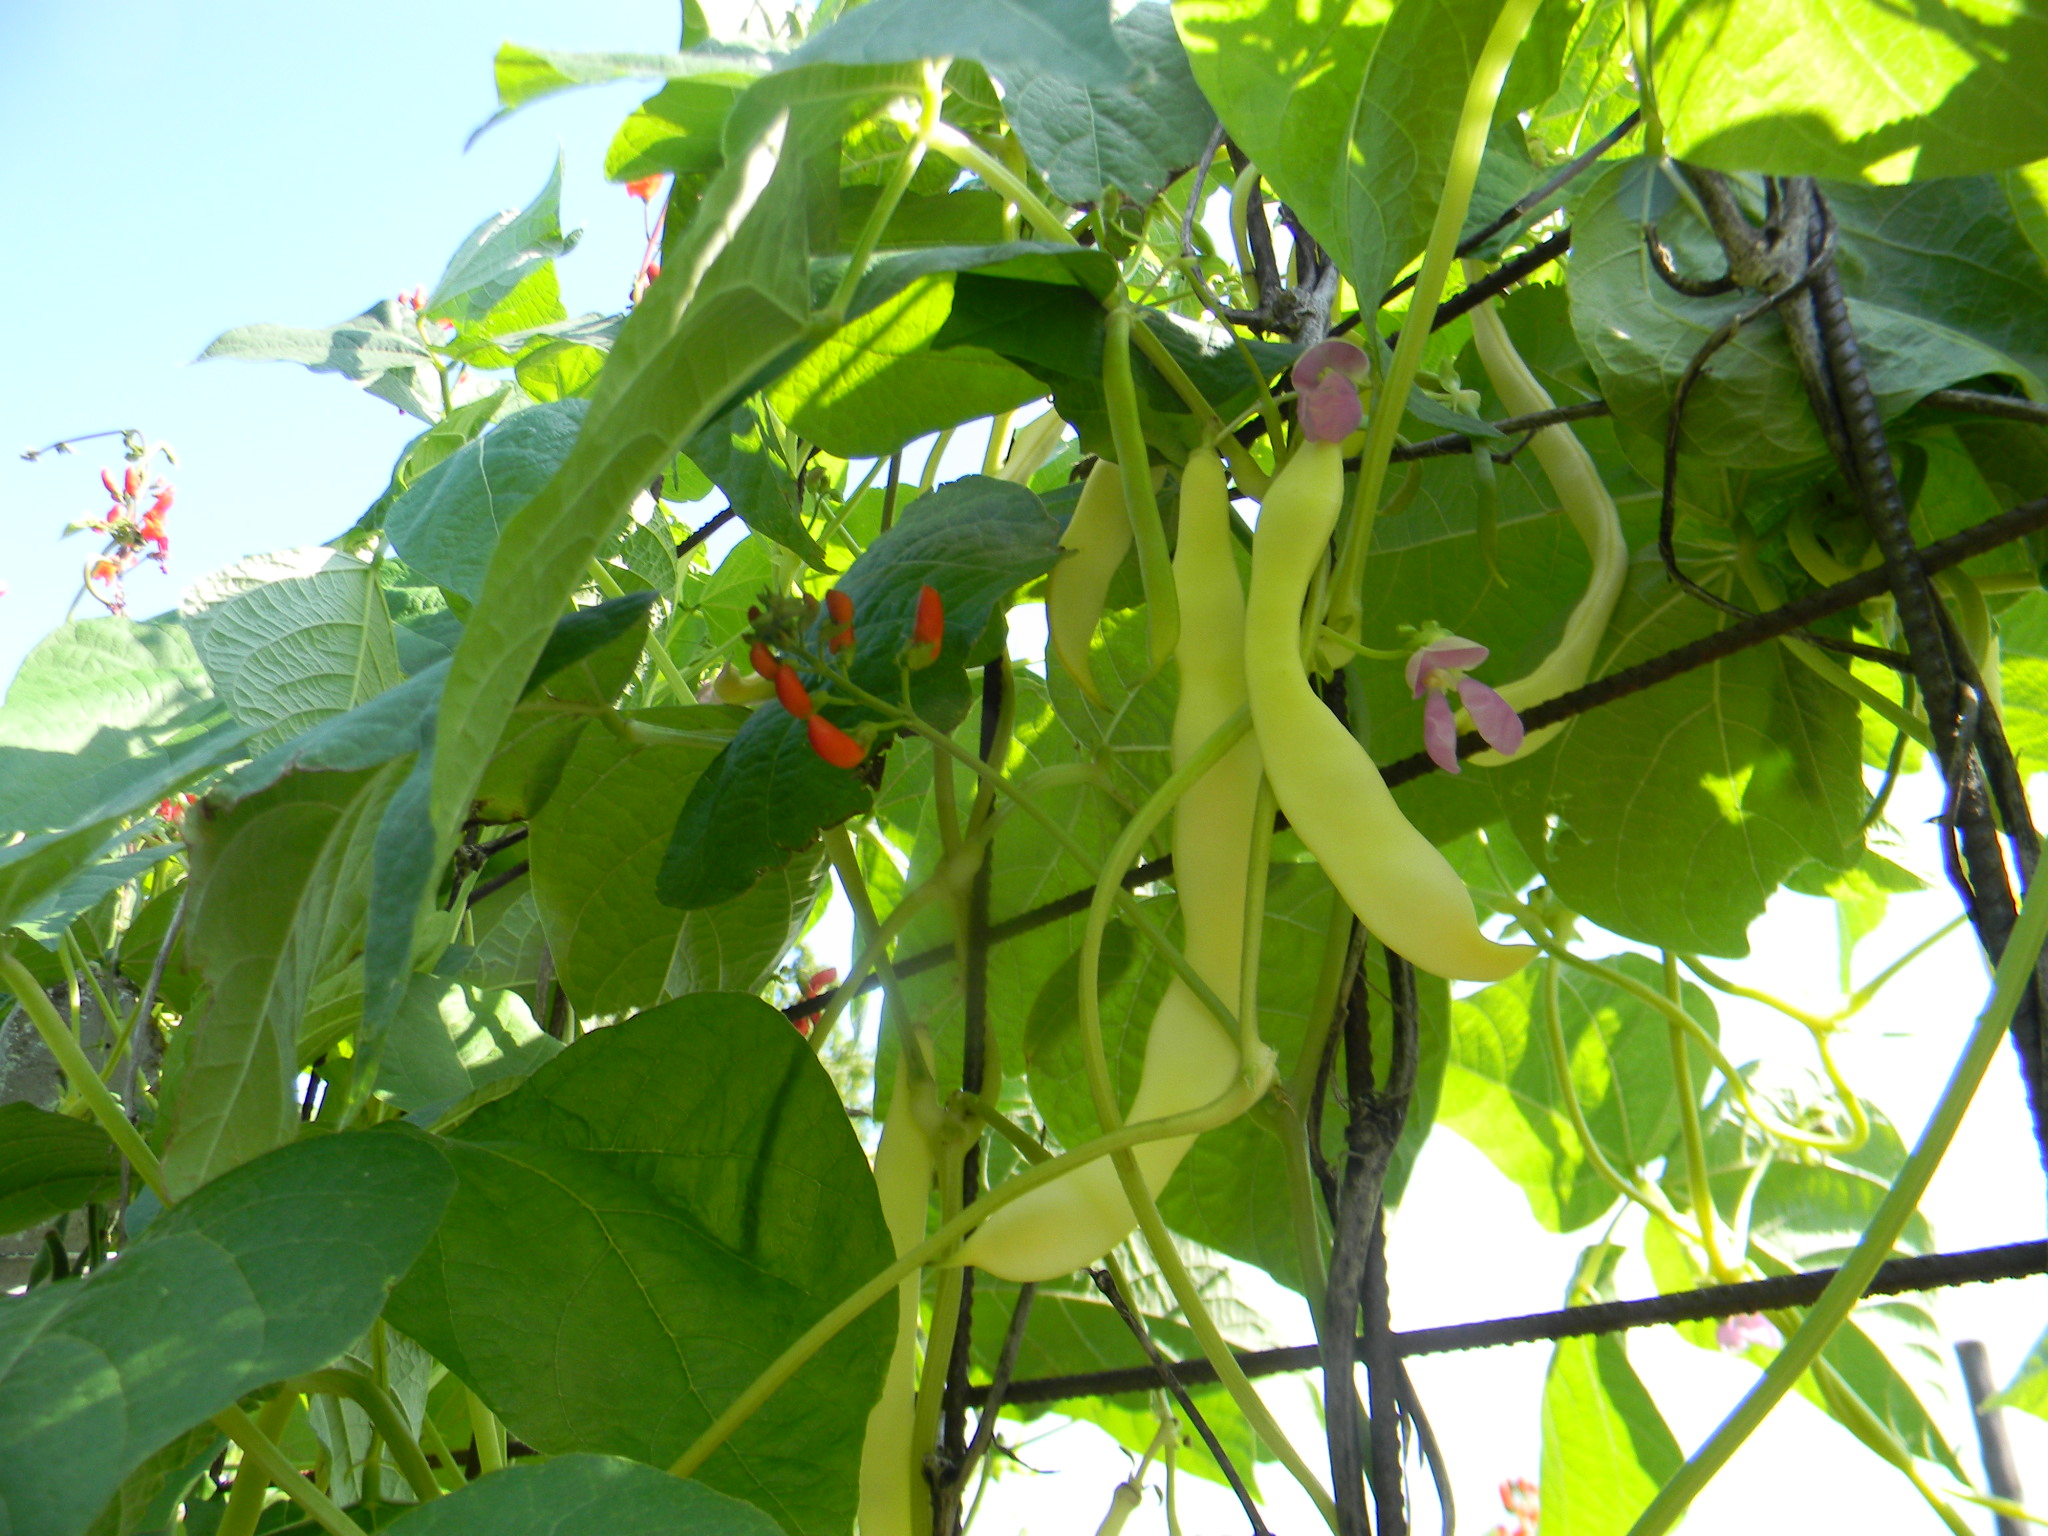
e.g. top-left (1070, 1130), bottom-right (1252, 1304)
top-left (3, 5), bottom-right (2042, 1532)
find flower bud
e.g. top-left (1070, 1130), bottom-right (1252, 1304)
top-left (806, 714), bottom-right (864, 768)
top-left (774, 664), bottom-right (814, 719)
top-left (750, 642), bottom-right (780, 681)
top-left (905, 583), bottom-right (944, 670)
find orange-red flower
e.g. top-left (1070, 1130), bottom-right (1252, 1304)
top-left (625, 175), bottom-right (664, 202)
top-left (774, 665), bottom-right (814, 719)
top-left (806, 714), bottom-right (864, 768)
top-left (905, 583), bottom-right (944, 670)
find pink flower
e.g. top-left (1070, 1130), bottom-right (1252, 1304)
top-left (1292, 339), bottom-right (1370, 443)
top-left (1406, 633), bottom-right (1523, 774)
top-left (1716, 1313), bottom-right (1781, 1352)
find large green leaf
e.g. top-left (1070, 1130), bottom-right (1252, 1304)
top-left (200, 301), bottom-right (441, 421)
top-left (766, 273), bottom-right (1044, 458)
top-left (0, 1130), bottom-right (453, 1536)
top-left (1990, 1327), bottom-right (2048, 1420)
top-left (784, 0), bottom-right (1132, 88)
top-left (1540, 1327), bottom-right (1682, 1535)
top-left (162, 763), bottom-right (408, 1197)
top-left (0, 618), bottom-right (235, 838)
top-left (1569, 160), bottom-right (2044, 473)
top-left (12, 843), bottom-right (179, 949)
top-left (389, 998), bottom-right (895, 1536)
top-left (997, 1), bottom-right (1217, 206)
top-left (684, 400), bottom-right (831, 569)
top-left (933, 277), bottom-right (1296, 460)
top-left (1439, 953), bottom-right (1719, 1232)
top-left (606, 77), bottom-right (754, 184)
top-left (381, 1455), bottom-right (780, 1536)
top-left (181, 548), bottom-right (406, 754)
top-left (482, 41), bottom-right (771, 121)
top-left (1496, 549), bottom-right (1866, 957)
top-left (529, 714), bottom-right (820, 1015)
top-left (373, 977), bottom-right (562, 1114)
top-left (84, 1425), bottom-right (223, 1536)
top-left (1173, 0), bottom-right (1523, 303)
top-left (428, 110), bottom-right (813, 870)
top-left (0, 1101), bottom-right (118, 1233)
top-left (385, 402), bottom-right (592, 604)
top-left (424, 157), bottom-right (582, 325)
top-left (1652, 0), bottom-right (2048, 182)
top-left (660, 474), bottom-right (1060, 910)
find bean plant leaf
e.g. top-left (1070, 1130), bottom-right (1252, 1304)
top-left (0, 1131), bottom-right (453, 1536)
top-left (1497, 549), bottom-right (1866, 958)
top-left (1651, 0), bottom-right (2048, 182)
top-left (1990, 1328), bottom-right (2048, 1420)
top-left (1439, 953), bottom-right (1719, 1233)
top-left (996, 1), bottom-right (1217, 206)
top-left (1173, 0), bottom-right (1543, 304)
top-left (784, 0), bottom-right (1132, 89)
top-left (162, 762), bottom-right (408, 1197)
top-left (660, 474), bottom-right (1061, 910)
top-left (478, 42), bottom-right (772, 136)
top-left (84, 1425), bottom-right (223, 1536)
top-left (200, 301), bottom-right (441, 421)
top-left (1540, 1331), bottom-right (1683, 1536)
top-left (389, 998), bottom-right (895, 1536)
top-left (684, 401), bottom-right (831, 569)
top-left (1569, 160), bottom-right (2044, 472)
top-left (373, 977), bottom-right (562, 1114)
top-left (381, 1454), bottom-right (782, 1536)
top-left (428, 110), bottom-right (812, 866)
top-left (530, 712), bottom-right (822, 1014)
top-left (0, 1101), bottom-right (119, 1233)
top-left (0, 618), bottom-right (236, 839)
top-left (766, 273), bottom-right (1045, 458)
top-left (385, 401), bottom-right (592, 603)
top-left (181, 548), bottom-right (406, 754)
top-left (424, 157), bottom-right (582, 323)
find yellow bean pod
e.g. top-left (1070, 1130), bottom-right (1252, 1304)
top-left (1045, 458), bottom-right (1134, 707)
top-left (1459, 280), bottom-right (1626, 764)
top-left (1245, 440), bottom-right (1531, 983)
top-left (856, 1076), bottom-right (937, 1536)
top-left (958, 448), bottom-right (1258, 1281)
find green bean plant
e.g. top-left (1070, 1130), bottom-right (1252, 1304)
top-left (5, 1), bottom-right (2048, 1533)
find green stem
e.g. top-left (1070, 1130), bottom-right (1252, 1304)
top-left (928, 125), bottom-right (1075, 244)
top-left (66, 930), bottom-right (121, 1061)
top-left (587, 560), bottom-right (694, 705)
top-left (827, 67), bottom-right (942, 323)
top-left (295, 1367), bottom-right (442, 1503)
top-left (1079, 709), bottom-right (1257, 1128)
top-left (668, 1073), bottom-right (1270, 1482)
top-left (1, 948), bottom-right (169, 1202)
top-left (1326, 0), bottom-right (1546, 641)
top-left (1664, 953), bottom-right (1729, 1279)
top-left (1625, 871), bottom-right (2048, 1535)
top-left (834, 676), bottom-right (1241, 1038)
top-left (219, 1389), bottom-right (301, 1536)
top-left (465, 1389), bottom-right (505, 1475)
top-left (1111, 1150), bottom-right (1337, 1527)
top-left (214, 1405), bottom-right (366, 1536)
top-left (1103, 307), bottom-right (1181, 672)
top-left (416, 1409), bottom-right (466, 1490)
top-left (1538, 955), bottom-right (1690, 1234)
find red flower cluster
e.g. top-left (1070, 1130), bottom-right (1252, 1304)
top-left (1487, 1477), bottom-right (1539, 1536)
top-left (744, 583), bottom-right (949, 768)
top-left (78, 453), bottom-right (176, 615)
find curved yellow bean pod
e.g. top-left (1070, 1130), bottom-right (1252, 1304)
top-left (856, 1076), bottom-right (936, 1536)
top-left (1045, 458), bottom-right (1133, 707)
top-left (959, 448), bottom-right (1257, 1281)
top-left (1459, 278), bottom-right (1627, 764)
top-left (1246, 440), bottom-right (1531, 983)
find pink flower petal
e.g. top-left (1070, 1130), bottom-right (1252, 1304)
top-left (1406, 638), bottom-right (1490, 696)
top-left (1458, 676), bottom-right (1524, 757)
top-left (1292, 339), bottom-right (1371, 392)
top-left (1299, 375), bottom-right (1363, 443)
top-left (1423, 688), bottom-right (1461, 774)
top-left (1716, 1313), bottom-right (1782, 1352)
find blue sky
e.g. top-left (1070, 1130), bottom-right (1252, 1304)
top-left (0, 0), bottom-right (679, 677)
